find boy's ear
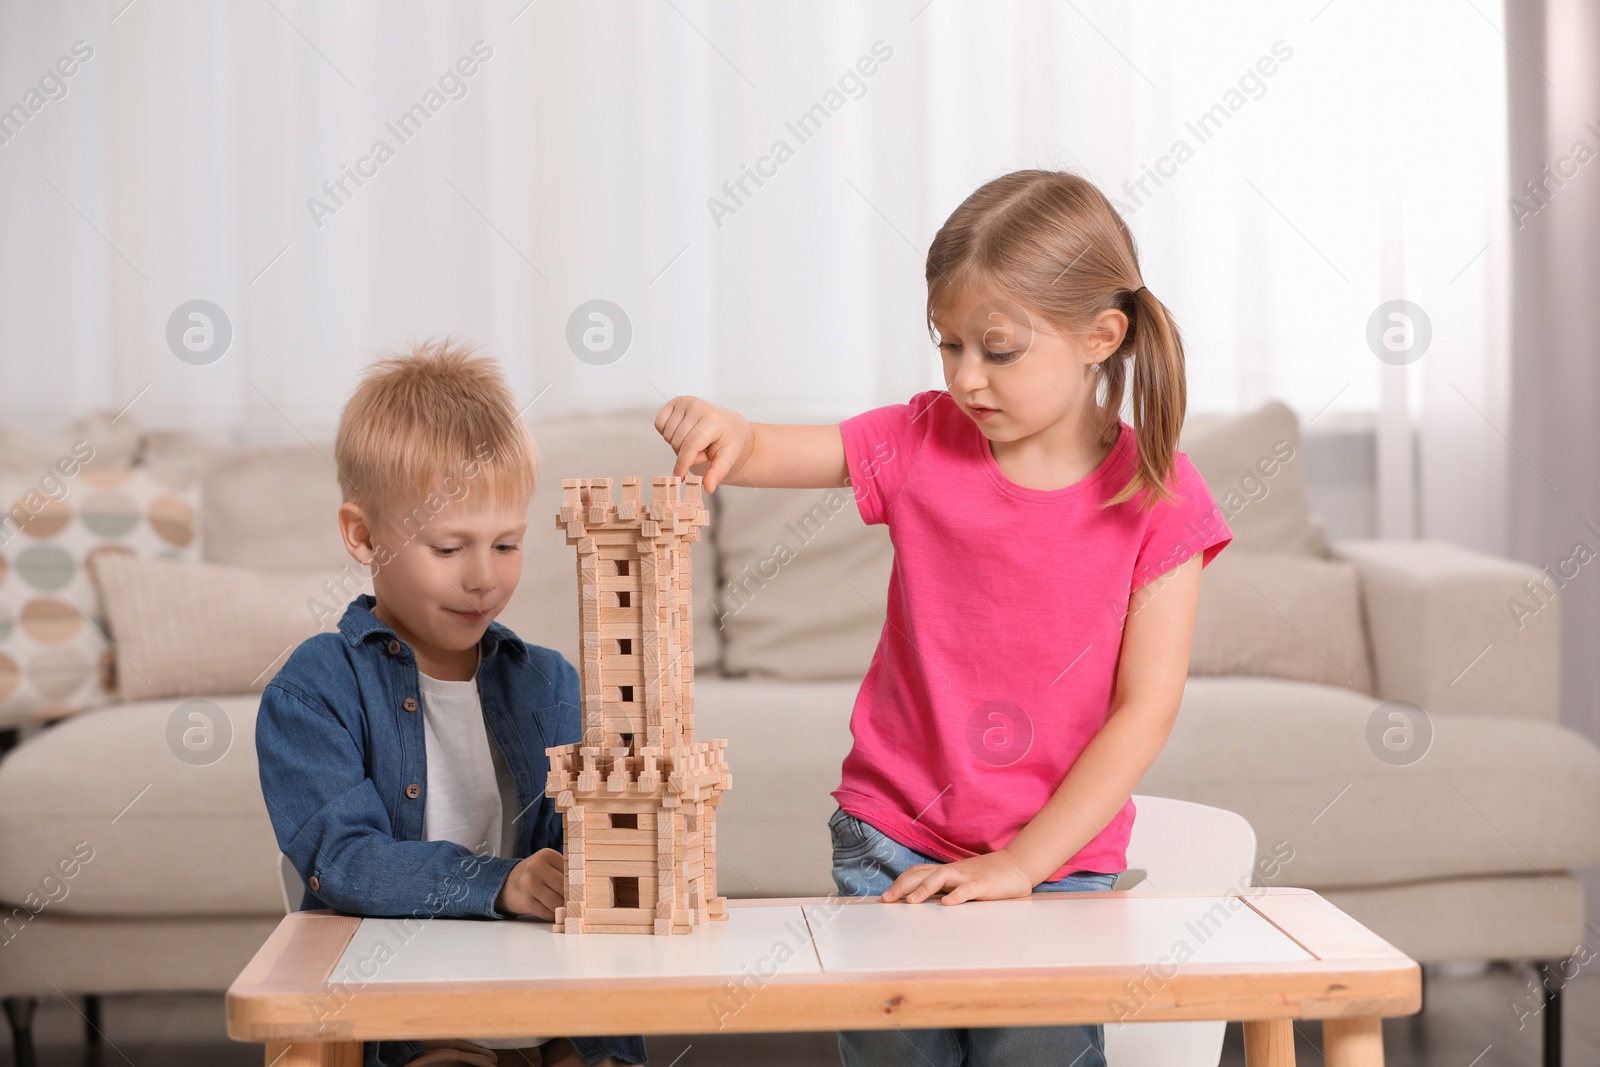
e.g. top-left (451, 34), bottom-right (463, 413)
top-left (338, 502), bottom-right (379, 566)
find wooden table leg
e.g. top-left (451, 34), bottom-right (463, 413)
top-left (265, 1041), bottom-right (362, 1066)
top-left (1323, 1017), bottom-right (1384, 1067)
top-left (1244, 1018), bottom-right (1296, 1066)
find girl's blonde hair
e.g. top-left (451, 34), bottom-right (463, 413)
top-left (926, 169), bottom-right (1186, 510)
top-left (334, 338), bottom-right (538, 542)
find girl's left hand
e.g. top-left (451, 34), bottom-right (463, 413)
top-left (880, 849), bottom-right (1036, 905)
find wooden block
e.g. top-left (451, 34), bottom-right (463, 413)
top-left (584, 860), bottom-right (662, 879)
top-left (588, 842), bottom-right (660, 862)
top-left (585, 908), bottom-right (656, 927)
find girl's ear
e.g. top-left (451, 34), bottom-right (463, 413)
top-left (1085, 307), bottom-right (1130, 361)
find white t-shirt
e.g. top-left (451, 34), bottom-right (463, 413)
top-left (419, 653), bottom-right (547, 1050)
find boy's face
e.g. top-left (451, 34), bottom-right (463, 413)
top-left (338, 484), bottom-right (530, 677)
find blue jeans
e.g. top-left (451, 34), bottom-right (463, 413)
top-left (828, 806), bottom-right (1118, 1067)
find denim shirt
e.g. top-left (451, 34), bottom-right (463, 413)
top-left (256, 593), bottom-right (647, 1067)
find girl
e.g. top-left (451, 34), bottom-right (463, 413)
top-left (654, 169), bottom-right (1232, 1067)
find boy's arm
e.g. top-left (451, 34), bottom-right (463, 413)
top-left (256, 680), bottom-right (519, 920)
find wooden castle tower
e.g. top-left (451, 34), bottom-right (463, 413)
top-left (544, 474), bottom-right (731, 934)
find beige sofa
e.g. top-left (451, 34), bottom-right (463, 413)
top-left (2, 401), bottom-right (1597, 1051)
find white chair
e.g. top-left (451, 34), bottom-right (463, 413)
top-left (1104, 794), bottom-right (1258, 1067)
top-left (277, 853), bottom-right (301, 914)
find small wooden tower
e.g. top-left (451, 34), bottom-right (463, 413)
top-left (544, 474), bottom-right (731, 934)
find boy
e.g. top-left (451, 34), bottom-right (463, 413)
top-left (256, 341), bottom-right (647, 1067)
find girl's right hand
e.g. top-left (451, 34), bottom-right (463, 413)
top-left (655, 395), bottom-right (752, 492)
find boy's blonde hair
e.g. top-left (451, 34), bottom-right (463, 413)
top-left (334, 338), bottom-right (538, 547)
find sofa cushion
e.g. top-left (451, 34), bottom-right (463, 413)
top-left (89, 554), bottom-right (365, 701)
top-left (692, 675), bottom-right (858, 896)
top-left (0, 694), bottom-right (282, 916)
top-left (0, 465), bottom-right (201, 728)
top-left (141, 409), bottom-right (722, 672)
top-left (1138, 675), bottom-right (1600, 888)
top-left (1190, 549), bottom-right (1372, 693)
top-left (0, 675), bottom-right (858, 915)
top-left (1180, 401), bottom-right (1327, 556)
top-left (713, 484), bottom-right (893, 680)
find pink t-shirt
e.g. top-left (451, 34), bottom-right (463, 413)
top-left (834, 390), bottom-right (1233, 879)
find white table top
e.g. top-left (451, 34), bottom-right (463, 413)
top-left (334, 893), bottom-right (1312, 985)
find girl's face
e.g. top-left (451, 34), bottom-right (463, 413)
top-left (932, 283), bottom-right (1127, 443)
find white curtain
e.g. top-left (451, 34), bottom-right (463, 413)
top-left (0, 0), bottom-right (1508, 550)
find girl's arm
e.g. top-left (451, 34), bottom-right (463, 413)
top-left (883, 552), bottom-right (1205, 904)
top-left (655, 395), bottom-right (848, 491)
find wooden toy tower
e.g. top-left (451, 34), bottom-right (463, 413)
top-left (545, 474), bottom-right (731, 934)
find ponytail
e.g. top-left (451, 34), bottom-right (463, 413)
top-left (1101, 285), bottom-right (1187, 512)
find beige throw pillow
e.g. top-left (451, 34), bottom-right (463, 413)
top-left (1190, 548), bottom-right (1373, 693)
top-left (1180, 400), bottom-right (1328, 557)
top-left (89, 553), bottom-right (370, 701)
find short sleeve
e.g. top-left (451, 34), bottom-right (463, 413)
top-left (1130, 452), bottom-right (1233, 591)
top-left (838, 390), bottom-right (940, 525)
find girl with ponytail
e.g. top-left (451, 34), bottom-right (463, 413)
top-left (656, 168), bottom-right (1232, 1067)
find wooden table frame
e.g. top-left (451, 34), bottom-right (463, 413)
top-left (227, 887), bottom-right (1420, 1066)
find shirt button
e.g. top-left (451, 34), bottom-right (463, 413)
top-left (387, 640), bottom-right (401, 655)
top-left (308, 874), bottom-right (320, 892)
top-left (406, 783), bottom-right (421, 799)
top-left (403, 697), bottom-right (418, 712)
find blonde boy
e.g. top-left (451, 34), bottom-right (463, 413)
top-left (256, 340), bottom-right (646, 1067)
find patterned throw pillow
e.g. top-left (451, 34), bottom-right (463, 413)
top-left (0, 464), bottom-right (201, 726)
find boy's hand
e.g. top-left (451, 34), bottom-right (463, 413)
top-left (654, 395), bottom-right (752, 492)
top-left (880, 848), bottom-right (1036, 906)
top-left (495, 847), bottom-right (566, 920)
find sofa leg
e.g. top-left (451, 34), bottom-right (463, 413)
top-left (84, 993), bottom-right (102, 1045)
top-left (3, 996), bottom-right (39, 1067)
top-left (1539, 960), bottom-right (1562, 1067)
